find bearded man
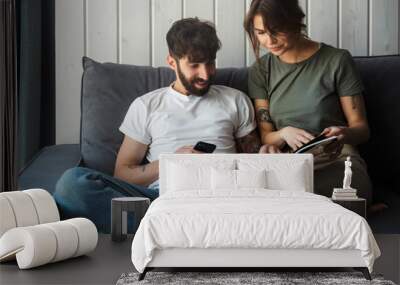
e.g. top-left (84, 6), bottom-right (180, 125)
top-left (54, 18), bottom-right (270, 233)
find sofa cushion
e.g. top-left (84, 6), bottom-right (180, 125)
top-left (80, 57), bottom-right (248, 175)
top-left (18, 144), bottom-right (81, 194)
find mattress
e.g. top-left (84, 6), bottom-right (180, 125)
top-left (131, 190), bottom-right (380, 273)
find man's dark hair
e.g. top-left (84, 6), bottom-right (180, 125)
top-left (244, 0), bottom-right (306, 59)
top-left (167, 18), bottom-right (221, 62)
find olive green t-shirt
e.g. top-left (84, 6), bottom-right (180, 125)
top-left (248, 43), bottom-right (364, 135)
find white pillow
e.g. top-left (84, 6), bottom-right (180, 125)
top-left (266, 164), bottom-right (307, 191)
top-left (167, 163), bottom-right (210, 191)
top-left (211, 169), bottom-right (267, 191)
top-left (236, 169), bottom-right (267, 188)
top-left (166, 159), bottom-right (235, 192)
top-left (211, 168), bottom-right (236, 190)
top-left (237, 159), bottom-right (309, 192)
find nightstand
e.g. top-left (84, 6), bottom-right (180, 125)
top-left (111, 197), bottom-right (150, 242)
top-left (331, 198), bottom-right (366, 218)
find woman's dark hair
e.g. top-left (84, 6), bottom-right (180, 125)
top-left (244, 0), bottom-right (306, 59)
top-left (167, 17), bottom-right (221, 62)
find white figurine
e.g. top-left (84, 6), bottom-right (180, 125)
top-left (342, 156), bottom-right (353, 189)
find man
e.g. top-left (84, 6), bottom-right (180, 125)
top-left (54, 18), bottom-right (272, 233)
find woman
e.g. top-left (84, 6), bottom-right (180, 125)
top-left (244, 0), bottom-right (373, 204)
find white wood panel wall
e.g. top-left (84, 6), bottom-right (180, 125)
top-left (339, 0), bottom-right (368, 56)
top-left (56, 0), bottom-right (400, 144)
top-left (86, 0), bottom-right (118, 63)
top-left (120, 0), bottom-right (151, 65)
top-left (152, 0), bottom-right (182, 67)
top-left (308, 0), bottom-right (338, 47)
top-left (55, 0), bottom-right (84, 145)
top-left (184, 0), bottom-right (214, 22)
top-left (370, 0), bottom-right (399, 55)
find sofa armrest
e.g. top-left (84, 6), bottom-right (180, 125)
top-left (18, 144), bottom-right (81, 194)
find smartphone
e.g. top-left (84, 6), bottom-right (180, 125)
top-left (193, 141), bottom-right (216, 153)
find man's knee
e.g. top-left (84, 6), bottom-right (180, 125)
top-left (55, 167), bottom-right (105, 194)
top-left (53, 167), bottom-right (106, 218)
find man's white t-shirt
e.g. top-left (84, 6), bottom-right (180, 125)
top-left (119, 85), bottom-right (256, 163)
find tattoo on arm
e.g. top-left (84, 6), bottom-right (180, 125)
top-left (128, 164), bottom-right (146, 172)
top-left (257, 108), bottom-right (273, 123)
top-left (236, 129), bottom-right (261, 153)
top-left (351, 97), bottom-right (357, 110)
top-left (127, 164), bottom-right (146, 172)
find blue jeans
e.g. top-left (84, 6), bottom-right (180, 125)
top-left (53, 167), bottom-right (159, 233)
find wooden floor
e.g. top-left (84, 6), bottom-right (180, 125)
top-left (0, 234), bottom-right (399, 285)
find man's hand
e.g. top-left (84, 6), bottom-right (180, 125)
top-left (174, 145), bottom-right (204, 154)
top-left (259, 144), bottom-right (281, 154)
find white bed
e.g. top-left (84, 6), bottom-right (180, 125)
top-left (131, 154), bottom-right (380, 280)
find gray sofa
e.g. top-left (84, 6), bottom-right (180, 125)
top-left (19, 55), bottom-right (400, 233)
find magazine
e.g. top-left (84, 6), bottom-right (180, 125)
top-left (294, 134), bottom-right (338, 154)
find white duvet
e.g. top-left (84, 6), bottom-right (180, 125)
top-left (131, 190), bottom-right (380, 273)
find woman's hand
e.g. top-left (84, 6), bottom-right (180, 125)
top-left (322, 126), bottom-right (348, 141)
top-left (321, 126), bottom-right (347, 158)
top-left (279, 126), bottom-right (315, 151)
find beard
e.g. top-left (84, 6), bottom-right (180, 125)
top-left (176, 63), bottom-right (213, 96)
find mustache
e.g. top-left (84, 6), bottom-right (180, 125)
top-left (193, 78), bottom-right (211, 85)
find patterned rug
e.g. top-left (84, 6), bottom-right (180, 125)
top-left (116, 271), bottom-right (396, 285)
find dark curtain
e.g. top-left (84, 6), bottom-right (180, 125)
top-left (17, 0), bottom-right (55, 174)
top-left (0, 0), bottom-right (18, 192)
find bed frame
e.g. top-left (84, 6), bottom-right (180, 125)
top-left (139, 248), bottom-right (371, 280)
top-left (138, 154), bottom-right (371, 281)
